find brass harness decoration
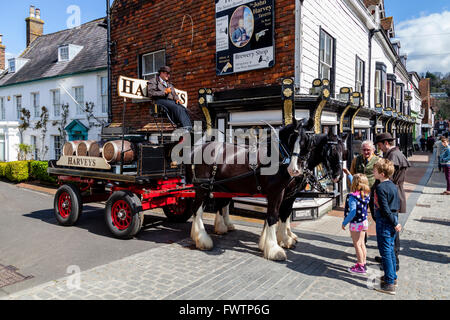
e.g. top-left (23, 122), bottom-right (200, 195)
top-left (282, 78), bottom-right (295, 126)
top-left (199, 88), bottom-right (213, 136)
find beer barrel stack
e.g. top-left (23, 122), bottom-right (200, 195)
top-left (62, 140), bottom-right (135, 165)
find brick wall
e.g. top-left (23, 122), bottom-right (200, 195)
top-left (419, 78), bottom-right (431, 125)
top-left (26, 17), bottom-right (44, 47)
top-left (111, 0), bottom-right (296, 129)
top-left (0, 42), bottom-right (5, 71)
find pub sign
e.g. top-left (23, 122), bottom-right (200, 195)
top-left (216, 0), bottom-right (275, 75)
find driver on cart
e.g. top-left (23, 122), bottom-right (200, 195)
top-left (147, 66), bottom-right (193, 131)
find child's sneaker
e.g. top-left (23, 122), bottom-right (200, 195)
top-left (348, 264), bottom-right (367, 274)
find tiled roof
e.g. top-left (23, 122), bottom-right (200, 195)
top-left (0, 18), bottom-right (106, 87)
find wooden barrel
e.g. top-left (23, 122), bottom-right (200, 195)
top-left (76, 140), bottom-right (97, 157)
top-left (87, 141), bottom-right (105, 158)
top-left (62, 141), bottom-right (82, 156)
top-left (102, 140), bottom-right (135, 164)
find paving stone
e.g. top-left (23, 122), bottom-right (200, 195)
top-left (3, 165), bottom-right (448, 301)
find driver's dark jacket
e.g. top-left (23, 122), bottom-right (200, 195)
top-left (147, 76), bottom-right (180, 102)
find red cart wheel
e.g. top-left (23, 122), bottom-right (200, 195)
top-left (54, 184), bottom-right (82, 226)
top-left (163, 198), bottom-right (193, 223)
top-left (105, 191), bottom-right (143, 239)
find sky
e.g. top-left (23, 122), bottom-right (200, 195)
top-left (0, 0), bottom-right (107, 61)
top-left (385, 0), bottom-right (450, 75)
top-left (1, 0), bottom-right (449, 74)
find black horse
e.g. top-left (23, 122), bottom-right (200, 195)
top-left (276, 130), bottom-right (349, 249)
top-left (184, 119), bottom-right (312, 261)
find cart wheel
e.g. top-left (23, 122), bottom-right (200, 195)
top-left (54, 184), bottom-right (82, 226)
top-left (163, 198), bottom-right (194, 223)
top-left (105, 191), bottom-right (144, 239)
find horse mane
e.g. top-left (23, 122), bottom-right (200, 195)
top-left (306, 133), bottom-right (329, 170)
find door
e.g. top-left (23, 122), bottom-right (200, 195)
top-left (0, 134), bottom-right (5, 161)
top-left (70, 134), bottom-right (87, 141)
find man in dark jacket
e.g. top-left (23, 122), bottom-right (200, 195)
top-left (147, 66), bottom-right (192, 130)
top-left (374, 133), bottom-right (410, 271)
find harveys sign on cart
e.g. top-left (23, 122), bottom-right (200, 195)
top-left (56, 76), bottom-right (188, 170)
top-left (118, 75), bottom-right (188, 108)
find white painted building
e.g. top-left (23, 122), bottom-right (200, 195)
top-left (0, 8), bottom-right (107, 162)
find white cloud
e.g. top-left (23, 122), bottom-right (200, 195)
top-left (395, 11), bottom-right (450, 73)
top-left (5, 52), bottom-right (17, 62)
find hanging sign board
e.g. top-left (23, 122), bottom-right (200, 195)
top-left (216, 0), bottom-right (275, 75)
top-left (117, 76), bottom-right (188, 108)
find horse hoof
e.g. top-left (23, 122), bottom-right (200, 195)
top-left (227, 224), bottom-right (236, 232)
top-left (214, 224), bottom-right (228, 235)
top-left (289, 233), bottom-right (299, 242)
top-left (280, 238), bottom-right (296, 249)
top-left (196, 234), bottom-right (214, 251)
top-left (265, 246), bottom-right (287, 261)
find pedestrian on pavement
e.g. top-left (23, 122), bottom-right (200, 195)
top-left (427, 136), bottom-right (435, 153)
top-left (375, 133), bottom-right (410, 271)
top-left (348, 140), bottom-right (380, 189)
top-left (373, 159), bottom-right (402, 295)
top-left (344, 140), bottom-right (380, 246)
top-left (420, 136), bottom-right (426, 152)
top-left (435, 136), bottom-right (444, 172)
top-left (342, 173), bottom-right (371, 275)
top-left (439, 137), bottom-right (450, 195)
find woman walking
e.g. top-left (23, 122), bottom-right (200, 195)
top-left (440, 137), bottom-right (450, 195)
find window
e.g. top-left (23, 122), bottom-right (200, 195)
top-left (355, 56), bottom-right (365, 94)
top-left (32, 93), bottom-right (40, 118)
top-left (386, 80), bottom-right (393, 109)
top-left (53, 136), bottom-right (62, 160)
top-left (319, 29), bottom-right (335, 92)
top-left (396, 84), bottom-right (403, 113)
top-left (141, 50), bottom-right (165, 80)
top-left (59, 45), bottom-right (69, 61)
top-left (15, 95), bottom-right (22, 120)
top-left (74, 87), bottom-right (84, 115)
top-left (31, 135), bottom-right (38, 160)
top-left (0, 97), bottom-right (5, 120)
top-left (51, 90), bottom-right (61, 117)
top-left (375, 63), bottom-right (386, 107)
top-left (101, 77), bottom-right (108, 114)
top-left (374, 70), bottom-right (381, 105)
top-left (9, 59), bottom-right (15, 73)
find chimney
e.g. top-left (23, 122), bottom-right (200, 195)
top-left (0, 34), bottom-right (5, 71)
top-left (25, 5), bottom-right (44, 47)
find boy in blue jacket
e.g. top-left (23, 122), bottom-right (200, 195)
top-left (373, 159), bottom-right (402, 295)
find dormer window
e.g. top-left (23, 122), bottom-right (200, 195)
top-left (59, 45), bottom-right (69, 61)
top-left (9, 59), bottom-right (15, 73)
top-left (8, 58), bottom-right (29, 73)
top-left (58, 44), bottom-right (83, 62)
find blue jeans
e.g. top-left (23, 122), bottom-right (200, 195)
top-left (376, 217), bottom-right (398, 285)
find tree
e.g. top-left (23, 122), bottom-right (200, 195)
top-left (34, 106), bottom-right (49, 160)
top-left (52, 103), bottom-right (70, 146)
top-left (17, 144), bottom-right (32, 161)
top-left (18, 108), bottom-right (31, 144)
top-left (82, 102), bottom-right (108, 130)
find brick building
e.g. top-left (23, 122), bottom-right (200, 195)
top-left (110, 0), bottom-right (295, 130)
top-left (109, 0), bottom-right (418, 217)
top-left (419, 78), bottom-right (436, 138)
